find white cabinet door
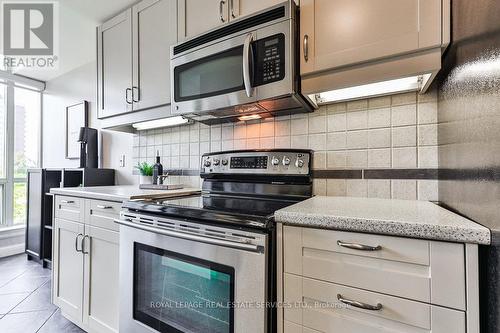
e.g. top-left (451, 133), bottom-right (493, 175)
top-left (177, 0), bottom-right (228, 40)
top-left (83, 225), bottom-right (120, 333)
top-left (229, 0), bottom-right (284, 20)
top-left (300, 0), bottom-right (442, 75)
top-left (53, 218), bottom-right (85, 325)
top-left (132, 0), bottom-right (177, 111)
top-left (97, 9), bottom-right (133, 118)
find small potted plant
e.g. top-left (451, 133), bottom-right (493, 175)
top-left (135, 162), bottom-right (153, 184)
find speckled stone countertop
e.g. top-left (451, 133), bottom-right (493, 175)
top-left (275, 196), bottom-right (491, 245)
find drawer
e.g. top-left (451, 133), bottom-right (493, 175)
top-left (87, 200), bottom-right (121, 232)
top-left (283, 226), bottom-right (466, 310)
top-left (284, 274), bottom-right (466, 333)
top-left (55, 195), bottom-right (83, 222)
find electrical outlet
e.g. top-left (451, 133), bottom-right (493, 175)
top-left (119, 154), bottom-right (126, 167)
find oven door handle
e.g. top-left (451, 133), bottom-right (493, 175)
top-left (115, 219), bottom-right (264, 253)
top-left (242, 33), bottom-right (254, 98)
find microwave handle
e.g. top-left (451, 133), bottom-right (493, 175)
top-left (242, 33), bottom-right (254, 98)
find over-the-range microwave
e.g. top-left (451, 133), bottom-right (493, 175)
top-left (170, 1), bottom-right (316, 124)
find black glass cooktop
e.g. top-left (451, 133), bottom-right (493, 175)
top-left (122, 194), bottom-right (300, 229)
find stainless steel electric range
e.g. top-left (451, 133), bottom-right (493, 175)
top-left (116, 149), bottom-right (312, 333)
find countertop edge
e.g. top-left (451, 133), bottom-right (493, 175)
top-left (50, 188), bottom-right (125, 202)
top-left (275, 211), bottom-right (491, 245)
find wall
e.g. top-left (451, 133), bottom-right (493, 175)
top-left (436, 1), bottom-right (500, 332)
top-left (133, 91), bottom-right (439, 200)
top-left (42, 61), bottom-right (135, 185)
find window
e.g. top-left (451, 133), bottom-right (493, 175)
top-left (0, 82), bottom-right (41, 227)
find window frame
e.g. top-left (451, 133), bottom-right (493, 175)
top-left (0, 81), bottom-right (42, 226)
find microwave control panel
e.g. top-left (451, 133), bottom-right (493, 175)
top-left (254, 33), bottom-right (286, 86)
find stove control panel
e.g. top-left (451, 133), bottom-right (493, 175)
top-left (201, 150), bottom-right (311, 175)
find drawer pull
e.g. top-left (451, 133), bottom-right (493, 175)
top-left (337, 294), bottom-right (382, 311)
top-left (337, 240), bottom-right (382, 251)
top-left (96, 205), bottom-right (112, 209)
top-left (60, 200), bottom-right (74, 204)
top-left (75, 233), bottom-right (83, 252)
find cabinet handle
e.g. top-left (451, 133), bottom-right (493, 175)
top-left (96, 204), bottom-right (112, 209)
top-left (230, 0), bottom-right (236, 19)
top-left (337, 294), bottom-right (382, 311)
top-left (75, 233), bottom-right (83, 252)
top-left (337, 240), bottom-right (382, 251)
top-left (125, 88), bottom-right (132, 104)
top-left (219, 0), bottom-right (226, 22)
top-left (303, 34), bottom-right (309, 62)
top-left (132, 86), bottom-right (140, 103)
top-left (81, 235), bottom-right (90, 255)
top-left (60, 200), bottom-right (74, 204)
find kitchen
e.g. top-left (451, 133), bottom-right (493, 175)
top-left (0, 0), bottom-right (498, 332)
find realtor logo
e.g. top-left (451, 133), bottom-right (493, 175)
top-left (3, 2), bottom-right (53, 55)
top-left (1, 1), bottom-right (58, 69)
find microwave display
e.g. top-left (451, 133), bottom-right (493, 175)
top-left (253, 33), bottom-right (285, 86)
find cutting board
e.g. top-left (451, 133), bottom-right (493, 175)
top-left (129, 187), bottom-right (201, 200)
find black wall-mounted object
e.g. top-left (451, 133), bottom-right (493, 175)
top-left (25, 168), bottom-right (115, 268)
top-left (78, 127), bottom-right (98, 168)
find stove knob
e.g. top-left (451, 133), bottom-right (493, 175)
top-left (271, 156), bottom-right (280, 166)
top-left (221, 159), bottom-right (228, 166)
top-left (282, 156), bottom-right (291, 166)
top-left (204, 160), bottom-right (211, 167)
top-left (213, 158), bottom-right (220, 166)
top-left (295, 159), bottom-right (304, 168)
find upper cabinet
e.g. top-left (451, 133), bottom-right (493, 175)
top-left (97, 10), bottom-right (133, 119)
top-left (300, 0), bottom-right (449, 94)
top-left (177, 0), bottom-right (285, 41)
top-left (97, 0), bottom-right (177, 122)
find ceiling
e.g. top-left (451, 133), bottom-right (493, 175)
top-left (14, 0), bottom-right (138, 82)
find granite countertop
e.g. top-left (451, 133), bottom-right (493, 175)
top-left (50, 185), bottom-right (201, 202)
top-left (275, 196), bottom-right (491, 245)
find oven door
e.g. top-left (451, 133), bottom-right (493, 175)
top-left (118, 218), bottom-right (268, 333)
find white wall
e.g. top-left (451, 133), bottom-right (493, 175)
top-left (42, 61), bottom-right (136, 184)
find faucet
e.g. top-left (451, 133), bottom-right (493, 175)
top-left (156, 173), bottom-right (169, 185)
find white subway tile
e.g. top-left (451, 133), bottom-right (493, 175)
top-left (233, 139), bottom-right (246, 150)
top-left (367, 149), bottom-right (391, 168)
top-left (367, 107), bottom-right (391, 128)
top-left (246, 138), bottom-right (260, 149)
top-left (221, 140), bottom-right (234, 151)
top-left (367, 180), bottom-right (391, 199)
top-left (291, 118), bottom-right (309, 135)
top-left (246, 122), bottom-right (261, 138)
top-left (221, 126), bottom-right (234, 140)
top-left (418, 124), bottom-right (438, 146)
top-left (346, 179), bottom-right (368, 197)
top-left (179, 143), bottom-right (190, 156)
top-left (308, 133), bottom-right (327, 150)
top-left (180, 129), bottom-right (190, 143)
top-left (368, 96), bottom-right (391, 109)
top-left (275, 120), bottom-right (291, 136)
top-left (326, 179), bottom-right (346, 196)
top-left (199, 129), bottom-right (210, 142)
top-left (391, 104), bottom-right (417, 126)
top-left (291, 135), bottom-right (308, 149)
top-left (346, 150), bottom-right (367, 168)
top-left (234, 125), bottom-right (246, 139)
top-left (170, 156), bottom-right (180, 168)
top-left (260, 137), bottom-right (275, 149)
top-left (170, 129), bottom-right (180, 143)
top-left (275, 136), bottom-right (291, 148)
top-left (368, 128), bottom-right (390, 148)
top-left (418, 101), bottom-right (438, 124)
top-left (189, 128), bottom-right (199, 142)
top-left (180, 155), bottom-right (190, 168)
top-left (189, 143), bottom-right (199, 156)
top-left (391, 92), bottom-right (417, 106)
top-left (417, 180), bottom-right (439, 201)
top-left (313, 179), bottom-right (327, 196)
top-left (392, 126), bottom-right (417, 147)
top-left (418, 146), bottom-right (438, 168)
top-left (260, 120), bottom-right (275, 137)
top-left (391, 180), bottom-right (417, 200)
top-left (327, 151), bottom-right (346, 169)
top-left (347, 99), bottom-right (368, 111)
top-left (210, 126), bottom-right (222, 141)
top-left (327, 132), bottom-right (346, 150)
top-left (309, 115), bottom-right (327, 133)
top-left (199, 142), bottom-right (210, 155)
top-left (210, 141), bottom-right (221, 152)
top-left (313, 151), bottom-right (326, 169)
top-left (347, 110), bottom-right (368, 130)
top-left (327, 113), bottom-right (347, 132)
top-left (392, 147), bottom-right (417, 168)
top-left (346, 130), bottom-right (368, 149)
top-left (327, 102), bottom-right (346, 114)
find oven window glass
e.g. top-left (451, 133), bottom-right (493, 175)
top-left (174, 46), bottom-right (245, 102)
top-left (134, 243), bottom-right (234, 333)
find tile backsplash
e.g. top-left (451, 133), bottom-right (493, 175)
top-left (133, 90), bottom-right (438, 201)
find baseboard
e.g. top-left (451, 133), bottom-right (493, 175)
top-left (0, 243), bottom-right (25, 258)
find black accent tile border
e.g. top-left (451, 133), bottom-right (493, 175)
top-left (364, 168), bottom-right (439, 180)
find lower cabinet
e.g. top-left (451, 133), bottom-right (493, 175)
top-left (53, 197), bottom-right (120, 333)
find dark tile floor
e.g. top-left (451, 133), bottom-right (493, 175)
top-left (0, 254), bottom-right (85, 333)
